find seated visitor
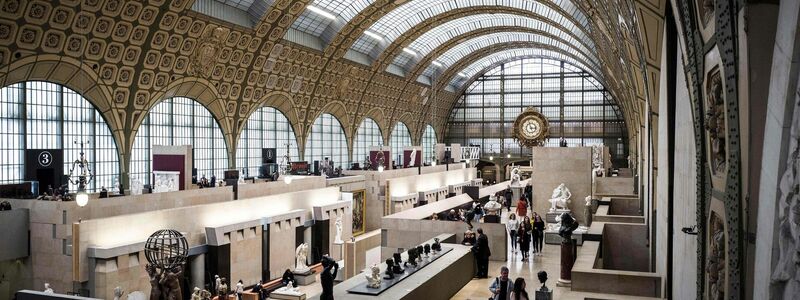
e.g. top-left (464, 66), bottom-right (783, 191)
top-left (431, 213), bottom-right (440, 220)
top-left (281, 269), bottom-right (296, 287)
top-left (462, 230), bottom-right (476, 246)
top-left (447, 209), bottom-right (460, 221)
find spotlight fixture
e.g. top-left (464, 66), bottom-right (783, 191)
top-left (489, 156), bottom-right (494, 161)
top-left (307, 5), bottom-right (336, 20)
top-left (283, 175), bottom-right (293, 185)
top-left (506, 154), bottom-right (511, 158)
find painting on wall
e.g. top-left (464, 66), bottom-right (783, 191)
top-left (352, 189), bottom-right (366, 236)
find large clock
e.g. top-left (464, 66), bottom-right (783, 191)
top-left (512, 107), bottom-right (549, 147)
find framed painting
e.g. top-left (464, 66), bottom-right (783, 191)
top-left (352, 189), bottom-right (366, 236)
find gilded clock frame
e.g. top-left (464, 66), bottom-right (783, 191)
top-left (512, 107), bottom-right (550, 147)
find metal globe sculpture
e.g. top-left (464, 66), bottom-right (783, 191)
top-left (144, 229), bottom-right (188, 271)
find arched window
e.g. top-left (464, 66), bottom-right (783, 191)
top-left (421, 125), bottom-right (437, 163)
top-left (236, 106), bottom-right (299, 177)
top-left (0, 81), bottom-right (120, 192)
top-left (304, 113), bottom-right (349, 169)
top-left (389, 122), bottom-right (412, 165)
top-left (131, 97), bottom-right (228, 185)
top-left (446, 58), bottom-right (628, 159)
top-left (353, 118), bottom-right (383, 166)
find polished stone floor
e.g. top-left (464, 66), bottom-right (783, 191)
top-left (300, 207), bottom-right (660, 300)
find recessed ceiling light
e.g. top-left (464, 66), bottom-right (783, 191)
top-left (403, 48), bottom-right (418, 56)
top-left (363, 30), bottom-right (384, 41)
top-left (307, 5), bottom-right (336, 20)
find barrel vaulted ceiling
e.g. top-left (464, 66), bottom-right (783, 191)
top-left (0, 0), bottom-right (666, 173)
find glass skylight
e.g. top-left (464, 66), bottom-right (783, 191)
top-left (290, 0), bottom-right (376, 44)
top-left (350, 0), bottom-right (591, 59)
top-left (448, 48), bottom-right (599, 88)
top-left (390, 13), bottom-right (596, 72)
top-left (418, 32), bottom-right (600, 79)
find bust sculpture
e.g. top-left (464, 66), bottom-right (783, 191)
top-left (432, 238), bottom-right (442, 253)
top-left (384, 258), bottom-right (396, 279)
top-left (334, 217), bottom-right (344, 244)
top-left (424, 244), bottom-right (431, 256)
top-left (276, 281), bottom-right (301, 295)
top-left (404, 248), bottom-right (418, 267)
top-left (483, 198), bottom-right (502, 215)
top-left (557, 212), bottom-right (579, 242)
top-left (294, 243), bottom-right (310, 274)
top-left (548, 183), bottom-right (572, 212)
top-left (44, 283), bottom-right (53, 294)
top-left (392, 252), bottom-right (404, 274)
top-left (364, 264), bottom-right (382, 288)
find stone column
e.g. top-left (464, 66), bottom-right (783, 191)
top-left (190, 254), bottom-right (205, 291)
top-left (557, 240), bottom-right (575, 287)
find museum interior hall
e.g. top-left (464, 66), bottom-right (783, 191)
top-left (0, 0), bottom-right (797, 299)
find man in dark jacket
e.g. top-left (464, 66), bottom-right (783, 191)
top-left (473, 228), bottom-right (492, 278)
top-left (504, 187), bottom-right (513, 211)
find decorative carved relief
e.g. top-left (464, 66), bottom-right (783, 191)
top-left (704, 68), bottom-right (726, 176)
top-left (771, 84), bottom-right (800, 298)
top-left (189, 26), bottom-right (227, 78)
top-left (706, 213), bottom-right (725, 300)
top-left (697, 0), bottom-right (714, 27)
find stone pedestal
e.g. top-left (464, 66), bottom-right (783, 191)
top-left (294, 272), bottom-right (316, 286)
top-left (545, 209), bottom-right (570, 223)
top-left (556, 241), bottom-right (576, 287)
top-left (511, 186), bottom-right (523, 206)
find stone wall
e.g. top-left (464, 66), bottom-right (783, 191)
top-left (230, 228), bottom-right (262, 286)
top-left (530, 147), bottom-right (592, 224)
top-left (602, 223), bottom-right (650, 272)
top-left (595, 177), bottom-right (635, 196)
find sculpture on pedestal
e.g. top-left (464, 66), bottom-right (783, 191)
top-left (364, 264), bottom-right (382, 288)
top-left (334, 216), bottom-right (344, 244)
top-left (510, 166), bottom-right (522, 187)
top-left (416, 245), bottom-right (425, 261)
top-left (294, 243), bottom-right (311, 274)
top-left (584, 196), bottom-right (593, 227)
top-left (424, 244), bottom-right (431, 257)
top-left (557, 213), bottom-right (578, 287)
top-left (392, 252), bottom-right (404, 273)
top-left (275, 281), bottom-right (301, 295)
top-left (483, 197), bottom-right (502, 215)
top-left (536, 271), bottom-right (552, 300)
top-left (144, 229), bottom-right (188, 300)
top-left (44, 283), bottom-right (53, 294)
top-left (548, 183), bottom-right (572, 212)
top-left (404, 248), bottom-right (419, 267)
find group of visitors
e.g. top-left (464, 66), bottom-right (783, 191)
top-left (489, 266), bottom-right (549, 300)
top-left (441, 200), bottom-right (486, 229)
top-left (506, 212), bottom-right (545, 261)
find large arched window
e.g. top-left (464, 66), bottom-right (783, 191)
top-left (0, 81), bottom-right (120, 192)
top-left (236, 106), bottom-right (299, 177)
top-left (446, 58), bottom-right (628, 160)
top-left (421, 125), bottom-right (437, 163)
top-left (353, 118), bottom-right (383, 166)
top-left (389, 122), bottom-right (412, 165)
top-left (304, 113), bottom-right (349, 169)
top-left (131, 97), bottom-right (228, 185)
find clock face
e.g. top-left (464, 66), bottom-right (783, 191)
top-left (512, 107), bottom-right (549, 147)
top-left (522, 118), bottom-right (542, 139)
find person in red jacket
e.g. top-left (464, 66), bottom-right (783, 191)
top-left (516, 197), bottom-right (528, 218)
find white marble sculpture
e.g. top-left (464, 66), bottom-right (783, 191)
top-left (295, 243), bottom-right (310, 274)
top-left (483, 198), bottom-right (502, 215)
top-left (153, 171), bottom-right (180, 193)
top-left (585, 195), bottom-right (592, 207)
top-left (548, 183), bottom-right (572, 212)
top-left (334, 216), bottom-right (344, 244)
top-left (275, 281), bottom-right (302, 295)
top-left (409, 149), bottom-right (417, 167)
top-left (510, 166), bottom-right (522, 187)
top-left (364, 264), bottom-right (382, 288)
top-left (44, 283), bottom-right (53, 293)
top-left (130, 177), bottom-right (143, 195)
top-left (114, 286), bottom-right (124, 300)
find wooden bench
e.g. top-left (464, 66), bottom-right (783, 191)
top-left (212, 264), bottom-right (324, 300)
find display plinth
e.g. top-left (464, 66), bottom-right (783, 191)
top-left (346, 247), bottom-right (453, 296)
top-left (271, 290), bottom-right (307, 300)
top-left (544, 229), bottom-right (586, 245)
top-left (545, 210), bottom-right (570, 223)
top-left (557, 241), bottom-right (576, 287)
top-left (294, 271), bottom-right (317, 285)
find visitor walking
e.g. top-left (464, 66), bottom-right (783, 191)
top-left (235, 279), bottom-right (244, 300)
top-left (533, 213), bottom-right (545, 255)
top-left (510, 278), bottom-right (530, 300)
top-left (518, 218), bottom-right (531, 261)
top-left (489, 266), bottom-right (513, 300)
top-left (507, 213), bottom-right (519, 254)
top-left (473, 228), bottom-right (491, 278)
top-left (516, 197), bottom-right (527, 218)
